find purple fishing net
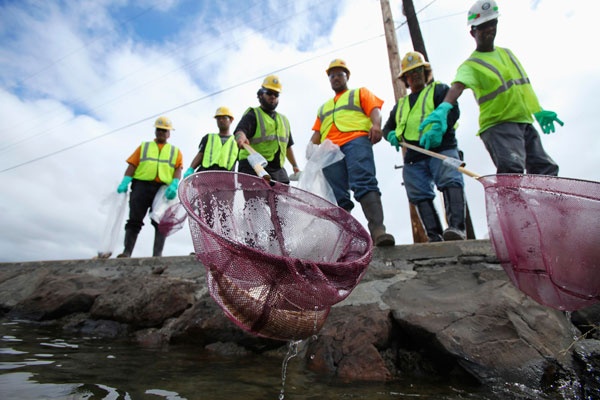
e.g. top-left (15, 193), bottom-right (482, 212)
top-left (480, 174), bottom-right (600, 311)
top-left (179, 171), bottom-right (373, 340)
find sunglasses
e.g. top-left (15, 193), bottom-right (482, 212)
top-left (263, 90), bottom-right (279, 98)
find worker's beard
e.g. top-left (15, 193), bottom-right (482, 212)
top-left (259, 96), bottom-right (277, 112)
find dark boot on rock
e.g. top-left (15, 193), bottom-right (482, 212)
top-left (117, 229), bottom-right (138, 258)
top-left (359, 191), bottom-right (395, 247)
top-left (415, 200), bottom-right (444, 243)
top-left (442, 187), bottom-right (466, 241)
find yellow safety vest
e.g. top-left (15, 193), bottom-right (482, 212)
top-left (395, 83), bottom-right (437, 141)
top-left (201, 134), bottom-right (238, 170)
top-left (133, 141), bottom-right (179, 184)
top-left (462, 47), bottom-right (541, 134)
top-left (238, 107), bottom-right (290, 166)
top-left (317, 88), bottom-right (372, 142)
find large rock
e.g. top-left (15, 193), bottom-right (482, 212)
top-left (0, 240), bottom-right (597, 397)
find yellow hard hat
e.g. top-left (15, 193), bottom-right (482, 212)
top-left (398, 51), bottom-right (432, 81)
top-left (214, 106), bottom-right (234, 119)
top-left (154, 116), bottom-right (174, 130)
top-left (326, 58), bottom-right (350, 77)
top-left (261, 75), bottom-right (282, 93)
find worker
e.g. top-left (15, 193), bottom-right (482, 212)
top-left (384, 52), bottom-right (466, 241)
top-left (115, 116), bottom-right (183, 258)
top-left (234, 75), bottom-right (300, 184)
top-left (309, 59), bottom-right (395, 247)
top-left (419, 0), bottom-right (562, 175)
top-left (183, 106), bottom-right (238, 178)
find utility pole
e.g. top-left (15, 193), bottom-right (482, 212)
top-left (380, 0), bottom-right (428, 244)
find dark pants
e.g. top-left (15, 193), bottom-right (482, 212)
top-left (480, 122), bottom-right (559, 175)
top-left (125, 179), bottom-right (163, 233)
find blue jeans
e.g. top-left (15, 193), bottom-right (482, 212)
top-left (323, 136), bottom-right (380, 211)
top-left (402, 148), bottom-right (464, 203)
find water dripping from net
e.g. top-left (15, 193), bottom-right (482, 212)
top-left (279, 339), bottom-right (301, 400)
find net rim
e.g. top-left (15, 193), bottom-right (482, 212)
top-left (179, 171), bottom-right (374, 268)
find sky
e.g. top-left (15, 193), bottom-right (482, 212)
top-left (0, 0), bottom-right (597, 262)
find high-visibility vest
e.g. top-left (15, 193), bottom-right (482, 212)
top-left (201, 134), bottom-right (238, 170)
top-left (317, 88), bottom-right (372, 142)
top-left (462, 47), bottom-right (541, 134)
top-left (238, 107), bottom-right (290, 166)
top-left (395, 83), bottom-right (437, 141)
top-left (133, 141), bottom-right (179, 184)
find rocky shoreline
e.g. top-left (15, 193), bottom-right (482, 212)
top-left (0, 240), bottom-right (598, 398)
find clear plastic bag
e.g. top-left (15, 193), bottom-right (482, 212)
top-left (297, 139), bottom-right (344, 204)
top-left (150, 186), bottom-right (187, 236)
top-left (97, 191), bottom-right (128, 258)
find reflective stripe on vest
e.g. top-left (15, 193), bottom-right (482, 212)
top-left (318, 89), bottom-right (372, 142)
top-left (466, 47), bottom-right (530, 105)
top-left (395, 83), bottom-right (437, 142)
top-left (133, 141), bottom-right (178, 184)
top-left (238, 107), bottom-right (290, 166)
top-left (201, 134), bottom-right (238, 170)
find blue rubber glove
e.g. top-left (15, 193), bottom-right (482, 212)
top-left (534, 110), bottom-right (564, 134)
top-left (419, 102), bottom-right (453, 150)
top-left (165, 178), bottom-right (179, 200)
top-left (183, 167), bottom-right (194, 178)
top-left (117, 176), bottom-right (132, 193)
top-left (386, 131), bottom-right (400, 152)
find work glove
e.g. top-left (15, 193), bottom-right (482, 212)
top-left (165, 178), bottom-right (179, 200)
top-left (117, 176), bottom-right (132, 193)
top-left (419, 102), bottom-right (453, 150)
top-left (386, 131), bottom-right (400, 152)
top-left (534, 110), bottom-right (564, 134)
top-left (183, 167), bottom-right (194, 179)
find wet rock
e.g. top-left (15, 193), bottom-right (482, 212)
top-left (90, 275), bottom-right (196, 328)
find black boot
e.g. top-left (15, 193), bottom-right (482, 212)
top-left (415, 200), bottom-right (443, 242)
top-left (442, 187), bottom-right (466, 241)
top-left (153, 230), bottom-right (167, 257)
top-left (117, 229), bottom-right (138, 258)
top-left (359, 192), bottom-right (395, 247)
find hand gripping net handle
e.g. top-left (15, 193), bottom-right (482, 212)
top-left (178, 171), bottom-right (373, 340)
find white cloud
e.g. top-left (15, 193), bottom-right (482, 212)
top-left (0, 0), bottom-right (598, 262)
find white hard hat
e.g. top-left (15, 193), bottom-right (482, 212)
top-left (468, 0), bottom-right (500, 27)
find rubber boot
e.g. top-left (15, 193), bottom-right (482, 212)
top-left (153, 229), bottom-right (167, 257)
top-left (359, 192), bottom-right (395, 247)
top-left (442, 187), bottom-right (466, 241)
top-left (117, 229), bottom-right (138, 258)
top-left (415, 200), bottom-right (444, 243)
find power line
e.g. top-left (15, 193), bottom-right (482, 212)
top-left (0, 0), bottom-right (321, 153)
top-left (0, 31), bottom-right (387, 174)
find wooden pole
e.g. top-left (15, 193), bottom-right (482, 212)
top-left (380, 0), bottom-right (429, 244)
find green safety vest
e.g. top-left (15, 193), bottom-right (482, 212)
top-left (201, 134), bottom-right (238, 170)
top-left (317, 88), bottom-right (372, 142)
top-left (394, 82), bottom-right (438, 141)
top-left (238, 107), bottom-right (290, 166)
top-left (133, 141), bottom-right (179, 184)
top-left (460, 47), bottom-right (541, 134)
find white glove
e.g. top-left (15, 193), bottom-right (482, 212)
top-left (247, 153), bottom-right (267, 168)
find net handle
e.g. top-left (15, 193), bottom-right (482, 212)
top-left (242, 143), bottom-right (271, 181)
top-left (401, 141), bottom-right (481, 179)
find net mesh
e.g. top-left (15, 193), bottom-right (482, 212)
top-left (480, 174), bottom-right (600, 311)
top-left (179, 171), bottom-right (373, 340)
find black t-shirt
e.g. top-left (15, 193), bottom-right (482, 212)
top-left (382, 82), bottom-right (460, 163)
